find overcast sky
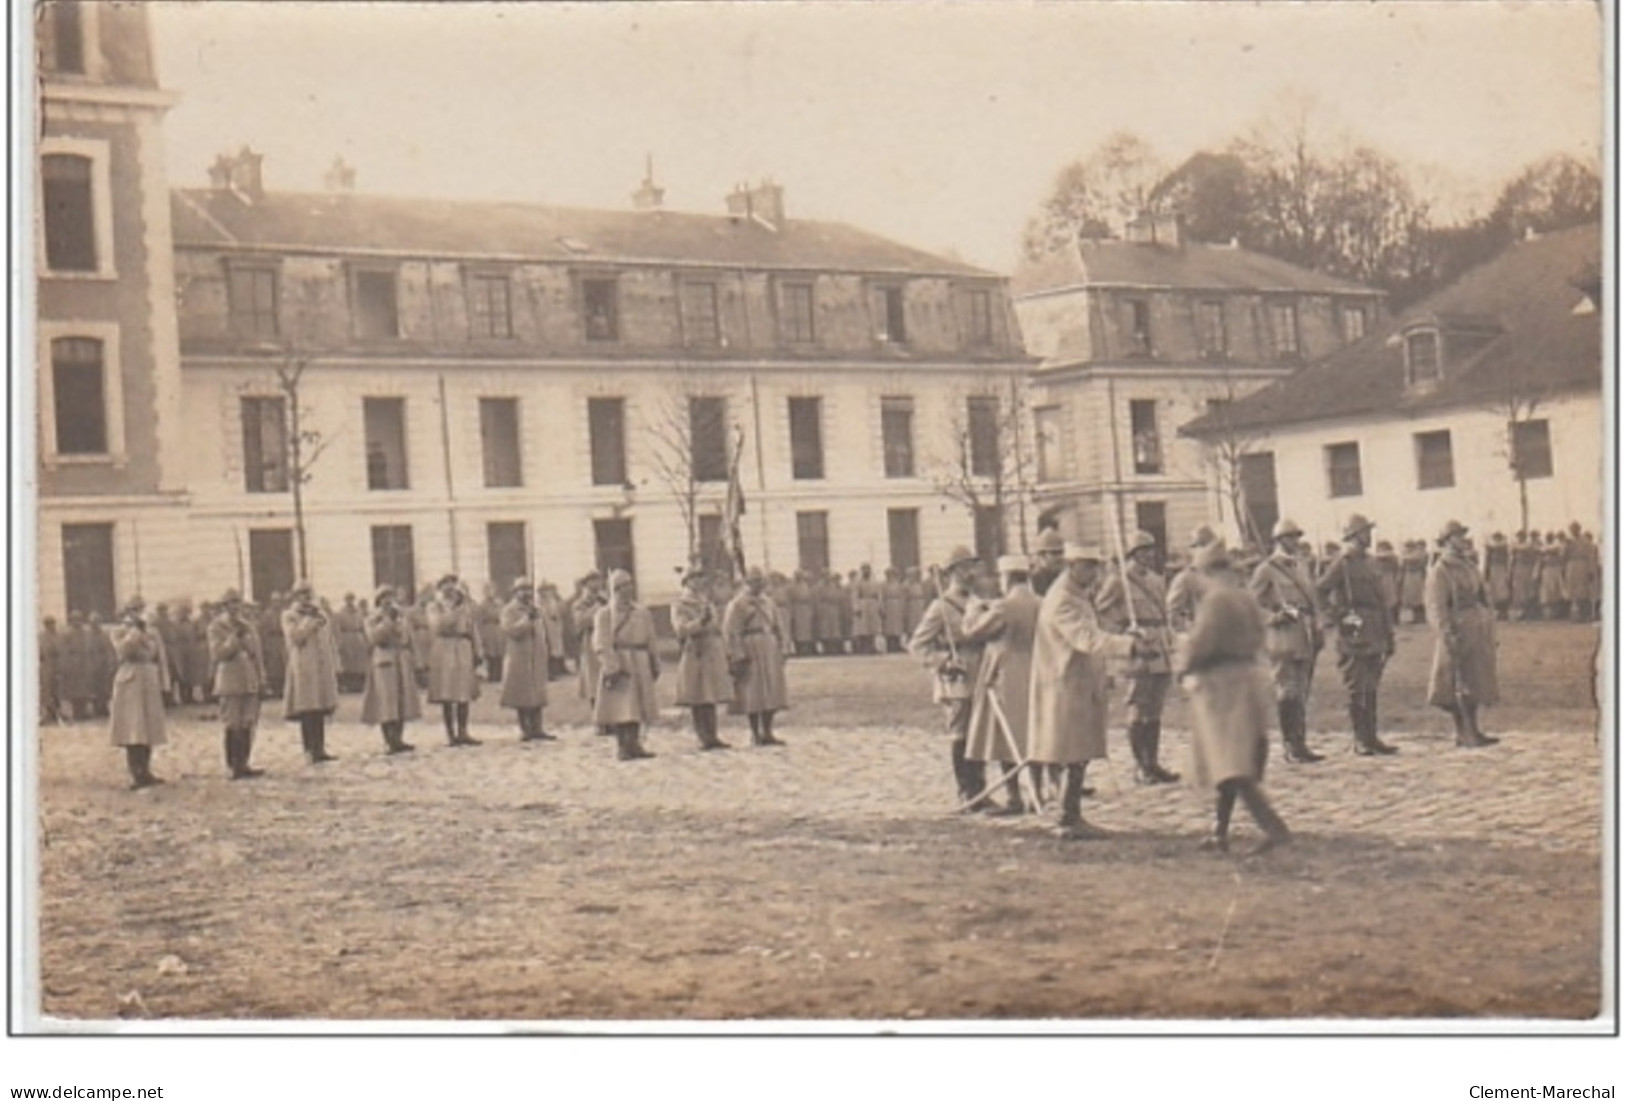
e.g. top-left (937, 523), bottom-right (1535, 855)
top-left (148, 1), bottom-right (1602, 271)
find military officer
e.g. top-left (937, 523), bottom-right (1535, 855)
top-left (499, 578), bottom-right (555, 743)
top-left (208, 588), bottom-right (268, 779)
top-left (332, 593), bottom-right (370, 694)
top-left (282, 580), bottom-right (341, 763)
top-left (1030, 527), bottom-right (1066, 597)
top-left (428, 574), bottom-right (484, 747)
top-left (909, 547), bottom-right (989, 809)
top-left (593, 569), bottom-right (660, 761)
top-left (1398, 540), bottom-right (1429, 624)
top-left (673, 566), bottom-right (733, 750)
top-left (963, 553), bottom-right (1043, 814)
top-left (1425, 521), bottom-right (1500, 748)
top-left (1248, 518), bottom-right (1325, 763)
top-left (572, 572), bottom-right (608, 718)
top-left (361, 584), bottom-right (421, 753)
top-left (1483, 533), bottom-right (1513, 620)
top-left (1095, 530), bottom-right (1179, 784)
top-left (1166, 524), bottom-right (1221, 639)
top-left (107, 597), bottom-right (168, 789)
top-left (1316, 514), bottom-right (1399, 756)
top-left (724, 567), bottom-right (791, 747)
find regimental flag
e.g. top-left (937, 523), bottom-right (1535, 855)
top-left (725, 424), bottom-right (748, 579)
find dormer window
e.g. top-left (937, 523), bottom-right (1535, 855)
top-left (1405, 330), bottom-right (1441, 386)
top-left (1124, 298), bottom-right (1152, 356)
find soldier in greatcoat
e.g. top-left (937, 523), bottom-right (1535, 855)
top-left (259, 593), bottom-right (288, 697)
top-left (902, 566), bottom-right (929, 636)
top-left (909, 547), bottom-right (992, 810)
top-left (1562, 523), bottom-right (1597, 623)
top-left (962, 554), bottom-right (1042, 814)
top-left (499, 578), bottom-right (555, 743)
top-left (1249, 518), bottom-right (1325, 764)
top-left (150, 603), bottom-right (181, 707)
top-left (787, 571), bottom-right (816, 657)
top-left (724, 567), bottom-right (791, 747)
top-left (1539, 533), bottom-right (1569, 619)
top-left (880, 568), bottom-right (909, 653)
top-left (673, 567), bottom-right (733, 750)
top-left (428, 574), bottom-right (484, 747)
top-left (1096, 530), bottom-right (1179, 785)
top-left (209, 588), bottom-right (268, 779)
top-left (851, 565), bottom-right (884, 654)
top-left (1483, 534), bottom-right (1513, 620)
top-left (407, 587), bottom-right (434, 689)
top-left (88, 613), bottom-right (116, 718)
top-left (1509, 532), bottom-right (1540, 620)
top-left (107, 597), bottom-right (168, 789)
top-left (1180, 544), bottom-right (1291, 856)
top-left (1398, 541), bottom-right (1429, 624)
top-left (838, 571), bottom-right (857, 652)
top-left (184, 605), bottom-right (214, 705)
top-left (360, 584), bottom-right (421, 754)
top-left (332, 593), bottom-right (370, 694)
top-left (1028, 543), bottom-right (1140, 839)
top-left (1316, 514), bottom-right (1399, 756)
top-left (1029, 527), bottom-right (1066, 597)
top-left (475, 585), bottom-right (506, 684)
top-left (283, 580), bottom-right (341, 763)
top-left (572, 572), bottom-right (607, 711)
top-left (59, 612), bottom-right (96, 721)
top-left (537, 583), bottom-right (568, 679)
top-left (1426, 521), bottom-right (1500, 748)
top-left (1371, 541), bottom-right (1402, 627)
top-left (593, 569), bottom-right (660, 761)
top-left (814, 572), bottom-right (843, 656)
top-left (1166, 525), bottom-right (1220, 641)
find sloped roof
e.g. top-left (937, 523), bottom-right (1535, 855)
top-left (170, 188), bottom-right (996, 278)
top-left (1011, 237), bottom-right (1379, 299)
top-left (1182, 223), bottom-right (1602, 436)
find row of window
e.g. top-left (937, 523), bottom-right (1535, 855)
top-left (1323, 421), bottom-right (1553, 499)
top-left (221, 262), bottom-right (998, 349)
top-left (233, 391), bottom-right (1011, 495)
top-left (1119, 296), bottom-right (1369, 361)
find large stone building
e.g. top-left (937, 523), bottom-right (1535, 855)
top-left (1181, 223), bottom-right (1602, 549)
top-left (1011, 215), bottom-right (1386, 554)
top-left (35, 1), bottom-right (187, 618)
top-left (168, 157), bottom-right (1031, 606)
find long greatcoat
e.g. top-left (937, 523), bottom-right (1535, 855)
top-left (813, 579), bottom-right (842, 643)
top-left (1509, 542), bottom-right (1540, 607)
top-left (1095, 563), bottom-right (1173, 676)
top-left (852, 576), bottom-right (883, 637)
top-left (360, 608), bottom-right (422, 724)
top-left (723, 591), bottom-right (789, 714)
top-left (282, 605), bottom-right (340, 717)
top-left (592, 602), bottom-right (660, 725)
top-left (962, 584), bottom-right (1040, 763)
top-left (1248, 551), bottom-right (1323, 661)
top-left (672, 591), bottom-right (732, 707)
top-left (787, 580), bottom-right (815, 645)
top-left (1181, 583), bottom-right (1272, 790)
top-left (1425, 553), bottom-right (1500, 707)
top-left (427, 598), bottom-right (483, 703)
top-left (58, 625), bottom-right (97, 704)
top-left (208, 611), bottom-right (266, 697)
top-left (573, 594), bottom-right (605, 702)
top-left (107, 621), bottom-right (168, 748)
top-left (1398, 549), bottom-right (1428, 608)
top-left (1564, 539), bottom-right (1599, 607)
top-left (880, 578), bottom-right (908, 638)
top-left (475, 598), bottom-right (506, 674)
top-left (498, 598), bottom-right (550, 710)
top-left (181, 615), bottom-right (212, 693)
top-left (1026, 572), bottom-right (1134, 765)
top-left (1483, 544), bottom-right (1513, 606)
top-left (333, 605), bottom-right (369, 679)
top-left (1538, 544), bottom-right (1568, 605)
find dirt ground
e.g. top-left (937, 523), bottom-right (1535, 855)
top-left (31, 619), bottom-right (1606, 1023)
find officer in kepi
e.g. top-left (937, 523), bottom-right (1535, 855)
top-left (1316, 514), bottom-right (1399, 756)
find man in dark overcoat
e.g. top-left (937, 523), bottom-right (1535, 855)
top-left (1316, 514), bottom-right (1399, 756)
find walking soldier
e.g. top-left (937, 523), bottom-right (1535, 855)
top-left (428, 574), bottom-right (484, 747)
top-left (1248, 518), bottom-right (1326, 763)
top-left (208, 589), bottom-right (268, 779)
top-left (282, 580), bottom-right (341, 763)
top-left (361, 584), bottom-right (421, 754)
top-left (1166, 524), bottom-right (1220, 639)
top-left (673, 566), bottom-right (733, 750)
top-left (500, 578), bottom-right (556, 743)
top-left (963, 554), bottom-right (1042, 814)
top-left (1426, 521), bottom-right (1500, 748)
top-left (1028, 544), bottom-right (1141, 839)
top-left (724, 567), bottom-right (791, 747)
top-left (1316, 514), bottom-right (1399, 756)
top-left (108, 597), bottom-right (168, 790)
top-left (1095, 530), bottom-right (1179, 784)
top-left (908, 546), bottom-right (989, 809)
top-left (593, 569), bottom-right (660, 761)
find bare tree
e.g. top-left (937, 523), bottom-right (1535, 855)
top-left (1484, 367), bottom-right (1558, 537)
top-left (643, 383), bottom-right (740, 575)
top-left (930, 386), bottom-right (1038, 558)
top-left (271, 352), bottom-right (332, 581)
top-left (1189, 373), bottom-right (1272, 552)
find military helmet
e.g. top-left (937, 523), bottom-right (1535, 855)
top-left (1271, 518), bottom-right (1303, 541)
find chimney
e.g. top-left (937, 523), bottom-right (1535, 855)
top-left (631, 154), bottom-right (665, 211)
top-left (209, 145), bottom-right (264, 203)
top-left (323, 155), bottom-right (356, 193)
top-left (725, 178), bottom-right (785, 232)
top-left (1124, 209), bottom-right (1180, 247)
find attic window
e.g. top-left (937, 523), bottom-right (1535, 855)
top-left (582, 277), bottom-right (619, 342)
top-left (352, 268), bottom-right (400, 340)
top-left (1124, 298), bottom-right (1152, 356)
top-left (1405, 330), bottom-right (1441, 386)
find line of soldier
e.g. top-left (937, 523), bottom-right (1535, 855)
top-left (906, 509), bottom-right (1517, 851)
top-left (91, 560), bottom-right (798, 788)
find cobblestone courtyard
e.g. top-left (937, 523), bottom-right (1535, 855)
top-left (31, 621), bottom-right (1606, 1022)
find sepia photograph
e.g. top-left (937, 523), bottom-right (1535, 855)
top-left (7, 0), bottom-right (1616, 1082)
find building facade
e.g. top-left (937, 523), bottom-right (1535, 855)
top-left (1181, 224), bottom-right (1602, 549)
top-left (169, 161), bottom-right (1031, 606)
top-left (1011, 214), bottom-right (1386, 554)
top-left (36, 1), bottom-right (188, 618)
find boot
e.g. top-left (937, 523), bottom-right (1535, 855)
top-left (1237, 781), bottom-right (1291, 855)
top-left (442, 703), bottom-right (461, 746)
top-left (224, 727), bottom-right (240, 775)
top-left (696, 705), bottom-right (729, 750)
top-left (127, 745), bottom-right (162, 789)
top-left (455, 702), bottom-right (480, 746)
top-left (1201, 782), bottom-right (1237, 853)
top-left (232, 728), bottom-right (265, 779)
top-left (757, 710), bottom-right (785, 747)
top-left (309, 716), bottom-right (337, 763)
top-left (1128, 722), bottom-right (1153, 784)
top-left (1281, 701), bottom-right (1323, 763)
top-left (1456, 701), bottom-right (1498, 747)
top-left (531, 709), bottom-right (557, 741)
top-left (1054, 765), bottom-right (1107, 839)
top-left (1350, 699), bottom-right (1379, 756)
top-left (1143, 721), bottom-right (1179, 783)
top-left (518, 708), bottom-right (539, 741)
top-left (1363, 690), bottom-right (1398, 754)
top-left (617, 723), bottom-right (653, 761)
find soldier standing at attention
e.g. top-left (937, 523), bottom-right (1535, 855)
top-left (1029, 527), bottom-right (1066, 597)
top-left (902, 567), bottom-right (928, 638)
top-left (814, 571), bottom-right (843, 657)
top-left (1509, 531), bottom-right (1539, 620)
top-left (1316, 515), bottom-right (1399, 756)
top-left (880, 568), bottom-right (908, 653)
top-left (1425, 521), bottom-right (1500, 748)
top-left (1483, 533), bottom-right (1513, 620)
top-left (572, 572), bottom-right (607, 717)
top-left (1371, 541), bottom-right (1402, 627)
top-left (674, 567), bottom-right (733, 750)
top-left (1095, 530), bottom-right (1179, 785)
top-left (594, 569), bottom-right (660, 761)
top-left (208, 589), bottom-right (268, 779)
top-left (428, 574), bottom-right (484, 747)
top-left (475, 584), bottom-right (506, 685)
top-left (724, 567), bottom-right (791, 748)
top-left (909, 547), bottom-right (989, 810)
top-left (963, 554), bottom-right (1043, 814)
top-left (283, 581), bottom-right (341, 763)
top-left (333, 593), bottom-right (369, 694)
top-left (850, 564), bottom-right (883, 654)
top-left (787, 571), bottom-right (815, 657)
top-left (1248, 519), bottom-right (1325, 764)
top-left (499, 578), bottom-right (555, 743)
top-left (1181, 544), bottom-right (1291, 856)
top-left (1028, 544), bottom-right (1141, 839)
top-left (108, 597), bottom-right (167, 790)
top-left (361, 585), bottom-right (420, 754)
top-left (1398, 541), bottom-right (1429, 625)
